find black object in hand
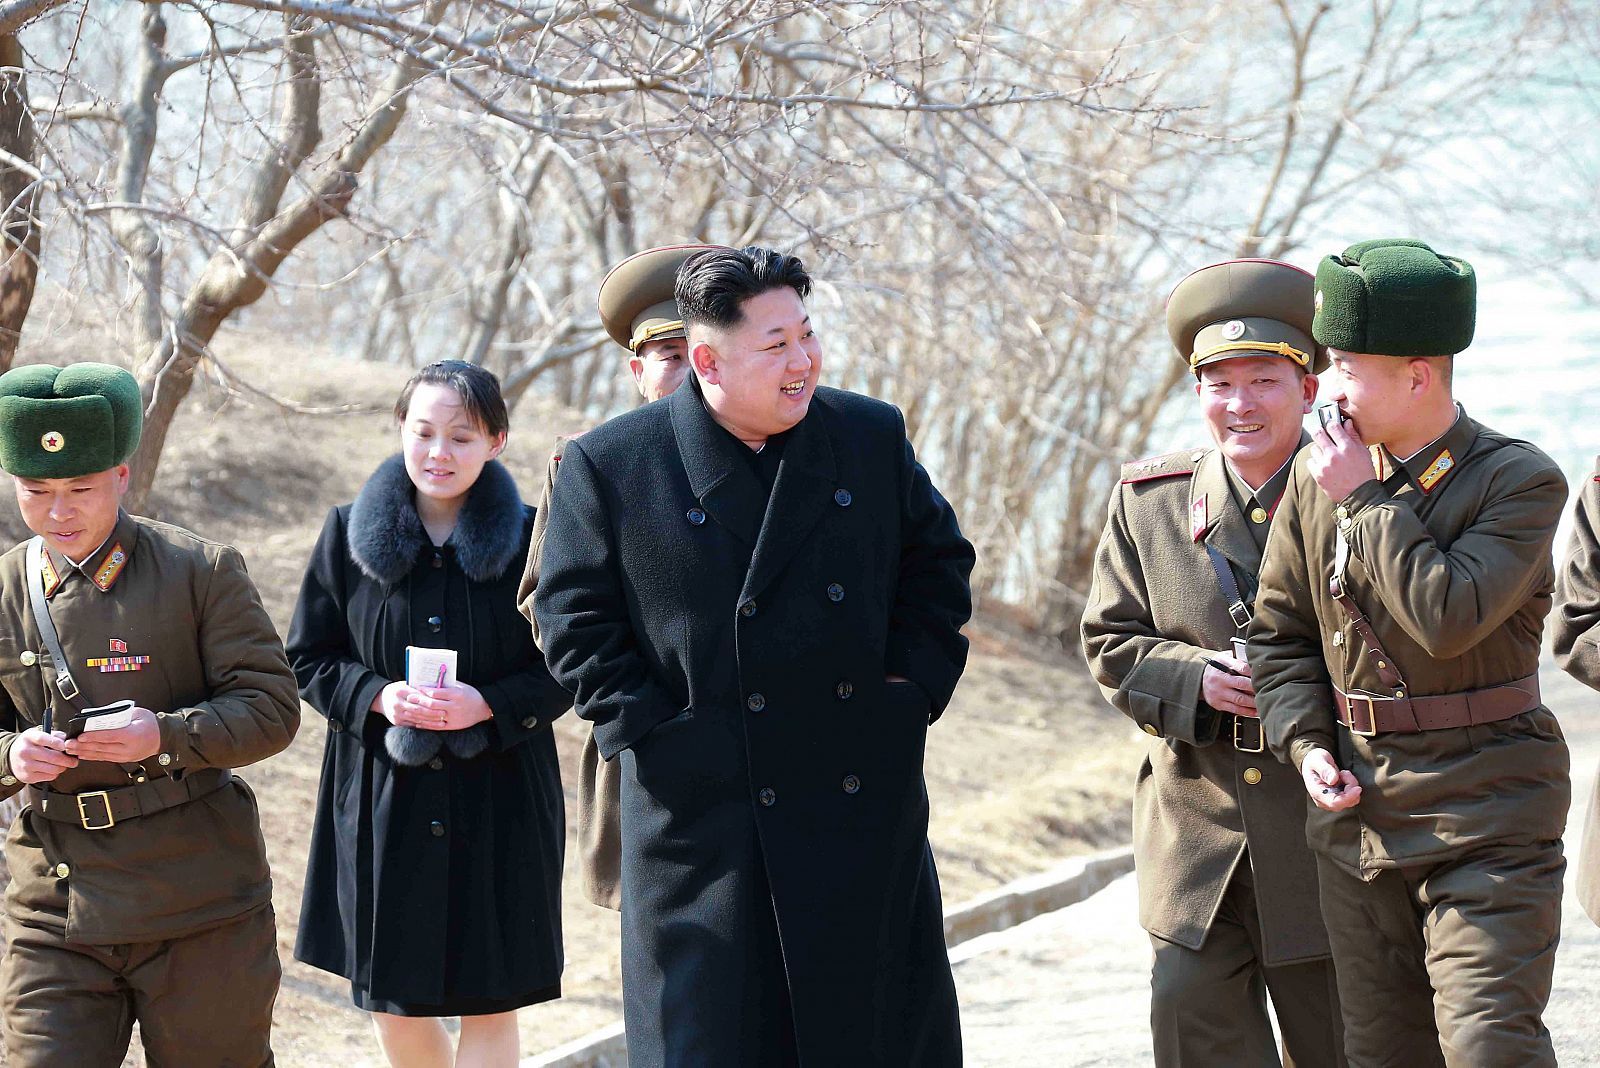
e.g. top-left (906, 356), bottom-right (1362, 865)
top-left (1203, 657), bottom-right (1247, 678)
top-left (1316, 403), bottom-right (1347, 432)
top-left (64, 699), bottom-right (136, 740)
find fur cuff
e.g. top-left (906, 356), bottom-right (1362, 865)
top-left (443, 723), bottom-right (491, 760)
top-left (385, 725), bottom-right (445, 766)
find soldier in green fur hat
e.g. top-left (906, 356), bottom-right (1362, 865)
top-left (1249, 241), bottom-right (1570, 1066)
top-left (0, 362), bottom-right (299, 1065)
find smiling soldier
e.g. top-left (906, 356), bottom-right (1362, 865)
top-left (1248, 240), bottom-right (1570, 1066)
top-left (1082, 259), bottom-right (1345, 1066)
top-left (0, 362), bottom-right (299, 1065)
top-left (535, 245), bottom-right (975, 1066)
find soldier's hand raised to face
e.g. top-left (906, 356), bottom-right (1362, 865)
top-left (64, 706), bottom-right (161, 764)
top-left (1201, 653), bottom-right (1257, 718)
top-left (9, 726), bottom-right (79, 784)
top-left (1301, 747), bottom-right (1362, 811)
top-left (1309, 417), bottom-right (1378, 504)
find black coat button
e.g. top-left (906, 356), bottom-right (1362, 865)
top-left (834, 488), bottom-right (852, 507)
top-left (427, 615), bottom-right (443, 632)
top-left (428, 757), bottom-right (444, 771)
top-left (739, 600), bottom-right (757, 618)
top-left (826, 583), bottom-right (844, 603)
top-left (431, 552), bottom-right (443, 569)
top-left (687, 508), bottom-right (707, 526)
top-left (521, 715), bottom-right (539, 729)
top-left (328, 719), bottom-right (344, 733)
top-left (746, 693), bottom-right (766, 712)
top-left (842, 774), bottom-right (861, 794)
top-left (835, 680), bottom-right (853, 701)
top-left (758, 788), bottom-right (776, 807)
top-left (430, 820), bottom-right (445, 837)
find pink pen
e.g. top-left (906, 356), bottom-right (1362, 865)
top-left (434, 662), bottom-right (448, 689)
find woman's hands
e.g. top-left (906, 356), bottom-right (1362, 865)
top-left (372, 679), bottom-right (493, 731)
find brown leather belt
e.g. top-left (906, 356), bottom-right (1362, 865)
top-left (1335, 674), bottom-right (1541, 736)
top-left (27, 768), bottom-right (232, 831)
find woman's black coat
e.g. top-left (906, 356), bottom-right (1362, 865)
top-left (287, 456), bottom-right (571, 1009)
top-left (535, 380), bottom-right (975, 1066)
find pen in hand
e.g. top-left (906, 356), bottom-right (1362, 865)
top-left (1203, 657), bottom-right (1247, 678)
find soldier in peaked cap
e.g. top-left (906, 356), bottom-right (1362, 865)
top-left (1083, 259), bottom-right (1345, 1067)
top-left (1247, 240), bottom-right (1569, 1066)
top-left (0, 363), bottom-right (299, 1065)
top-left (517, 244), bottom-right (720, 911)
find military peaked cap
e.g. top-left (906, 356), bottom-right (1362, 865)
top-left (1166, 258), bottom-right (1326, 374)
top-left (599, 244), bottom-right (724, 351)
top-left (1312, 238), bottom-right (1475, 356)
top-left (0, 362), bottom-right (143, 479)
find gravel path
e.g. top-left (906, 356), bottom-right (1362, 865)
top-left (954, 663), bottom-right (1600, 1067)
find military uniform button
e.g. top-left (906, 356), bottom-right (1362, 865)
top-left (19, 650), bottom-right (36, 667)
top-left (0, 775), bottom-right (15, 787)
top-left (54, 863), bottom-right (69, 878)
top-left (746, 693), bottom-right (766, 712)
top-left (157, 753), bottom-right (172, 767)
top-left (430, 820), bottom-right (445, 837)
top-left (521, 715), bottom-right (539, 729)
top-left (826, 583), bottom-right (845, 603)
top-left (686, 507), bottom-right (707, 526)
top-left (1332, 631), bottom-right (1344, 647)
top-left (1142, 724), bottom-right (1160, 737)
top-left (758, 787), bottom-right (776, 807)
top-left (1250, 507), bottom-right (1268, 524)
top-left (1243, 767), bottom-right (1262, 786)
top-left (835, 680), bottom-right (853, 701)
top-left (740, 600), bottom-right (757, 618)
top-left (1335, 506), bottom-right (1349, 520)
top-left (842, 774), bottom-right (861, 795)
top-left (834, 489), bottom-right (852, 507)
top-left (1191, 450), bottom-right (1206, 462)
top-left (1339, 517), bottom-right (1352, 532)
top-left (427, 615), bottom-right (444, 632)
top-left (1395, 690), bottom-right (1406, 699)
top-left (428, 757), bottom-right (444, 771)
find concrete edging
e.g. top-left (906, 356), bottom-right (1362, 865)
top-left (524, 844), bottom-right (1137, 1067)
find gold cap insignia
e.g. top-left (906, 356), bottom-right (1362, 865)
top-left (40, 431), bottom-right (64, 452)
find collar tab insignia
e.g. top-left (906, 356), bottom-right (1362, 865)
top-left (1418, 449), bottom-right (1455, 493)
top-left (93, 543), bottom-right (127, 591)
top-left (1192, 495), bottom-right (1209, 542)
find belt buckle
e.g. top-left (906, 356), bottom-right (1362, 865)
top-left (1232, 715), bottom-right (1265, 753)
top-left (76, 790), bottom-right (115, 831)
top-left (1344, 693), bottom-right (1378, 737)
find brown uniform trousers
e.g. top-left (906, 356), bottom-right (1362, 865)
top-left (1250, 411), bottom-right (1569, 1066)
top-left (517, 438), bottom-right (623, 911)
top-left (1083, 443), bottom-right (1344, 1067)
top-left (1551, 454), bottom-right (1600, 926)
top-left (0, 512), bottom-right (300, 1065)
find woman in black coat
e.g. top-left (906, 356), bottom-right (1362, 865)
top-left (287, 361), bottom-right (570, 1066)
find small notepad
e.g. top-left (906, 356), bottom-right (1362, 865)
top-left (405, 647), bottom-right (458, 689)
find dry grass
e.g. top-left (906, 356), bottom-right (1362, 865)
top-left (0, 338), bottom-right (1140, 1064)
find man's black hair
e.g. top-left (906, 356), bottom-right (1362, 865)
top-left (674, 245), bottom-right (812, 330)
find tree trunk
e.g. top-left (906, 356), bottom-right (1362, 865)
top-left (0, 32), bottom-right (39, 372)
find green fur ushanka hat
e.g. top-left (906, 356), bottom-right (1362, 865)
top-left (0, 363), bottom-right (143, 478)
top-left (1312, 239), bottom-right (1476, 356)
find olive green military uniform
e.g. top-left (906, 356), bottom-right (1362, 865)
top-left (1082, 259), bottom-right (1343, 1068)
top-left (1550, 455), bottom-right (1600, 925)
top-left (1249, 241), bottom-right (1570, 1067)
top-left (0, 364), bottom-right (300, 1066)
top-left (516, 244), bottom-right (718, 911)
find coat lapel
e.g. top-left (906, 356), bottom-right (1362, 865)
top-left (1193, 450), bottom-right (1262, 576)
top-left (741, 400), bottom-right (838, 604)
top-left (669, 379), bottom-right (766, 548)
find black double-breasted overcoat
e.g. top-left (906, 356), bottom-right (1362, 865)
top-left (287, 457), bottom-right (572, 1013)
top-left (535, 379), bottom-right (975, 1067)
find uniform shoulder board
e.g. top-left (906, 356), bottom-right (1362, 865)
top-left (1120, 448), bottom-right (1205, 485)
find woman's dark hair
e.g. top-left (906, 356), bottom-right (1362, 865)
top-left (674, 245), bottom-right (812, 330)
top-left (394, 360), bottom-right (509, 437)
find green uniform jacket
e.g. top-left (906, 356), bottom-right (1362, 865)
top-left (0, 511), bottom-right (299, 944)
top-left (1249, 411), bottom-right (1570, 878)
top-left (1550, 455), bottom-right (1600, 924)
top-left (1082, 444), bottom-right (1330, 965)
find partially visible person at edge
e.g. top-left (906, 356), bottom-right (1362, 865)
top-left (288, 360), bottom-right (572, 1067)
top-left (535, 246), bottom-right (975, 1066)
top-left (1082, 259), bottom-right (1347, 1067)
top-left (0, 361), bottom-right (299, 1066)
top-left (516, 243), bottom-right (719, 912)
top-left (1248, 239), bottom-right (1570, 1066)
top-left (1550, 459), bottom-right (1600, 929)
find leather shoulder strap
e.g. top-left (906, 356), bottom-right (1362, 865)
top-left (25, 537), bottom-right (82, 732)
top-left (1202, 542), bottom-right (1252, 635)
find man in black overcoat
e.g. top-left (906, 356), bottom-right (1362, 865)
top-left (535, 246), bottom-right (975, 1066)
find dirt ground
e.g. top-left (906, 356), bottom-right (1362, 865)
top-left (0, 341), bottom-right (1142, 1064)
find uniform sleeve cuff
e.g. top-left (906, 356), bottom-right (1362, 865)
top-left (155, 712), bottom-right (194, 772)
top-left (1288, 733), bottom-right (1336, 771)
top-left (0, 733), bottom-right (23, 795)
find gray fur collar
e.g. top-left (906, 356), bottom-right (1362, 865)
top-left (348, 454), bottom-right (524, 585)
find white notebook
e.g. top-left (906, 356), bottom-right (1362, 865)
top-left (405, 647), bottom-right (458, 690)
